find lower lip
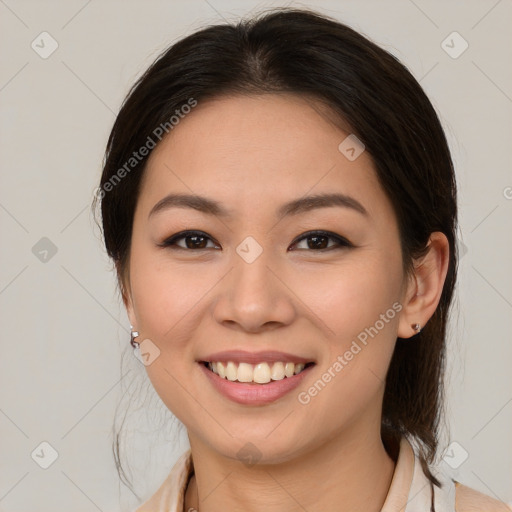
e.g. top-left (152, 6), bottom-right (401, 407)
top-left (198, 362), bottom-right (315, 405)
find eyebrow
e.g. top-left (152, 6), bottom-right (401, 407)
top-left (148, 192), bottom-right (368, 220)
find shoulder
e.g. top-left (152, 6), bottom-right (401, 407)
top-left (455, 481), bottom-right (512, 511)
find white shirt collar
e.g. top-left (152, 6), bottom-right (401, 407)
top-left (136, 435), bottom-right (457, 512)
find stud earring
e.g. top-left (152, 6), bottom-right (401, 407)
top-left (412, 323), bottom-right (422, 334)
top-left (130, 326), bottom-right (140, 348)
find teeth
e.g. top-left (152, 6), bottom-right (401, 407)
top-left (206, 361), bottom-right (310, 383)
top-left (216, 361), bottom-right (226, 378)
top-left (226, 361), bottom-right (237, 381)
top-left (285, 362), bottom-right (295, 377)
top-left (271, 362), bottom-right (285, 380)
top-left (237, 362), bottom-right (254, 383)
top-left (294, 363), bottom-right (305, 375)
top-left (253, 363), bottom-right (271, 384)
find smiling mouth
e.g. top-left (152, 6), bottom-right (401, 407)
top-left (201, 360), bottom-right (316, 384)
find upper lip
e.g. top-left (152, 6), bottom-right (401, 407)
top-left (198, 350), bottom-right (315, 365)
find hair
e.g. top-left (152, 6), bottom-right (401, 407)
top-left (93, 6), bottom-right (458, 499)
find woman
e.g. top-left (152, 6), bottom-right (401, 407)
top-left (94, 7), bottom-right (510, 512)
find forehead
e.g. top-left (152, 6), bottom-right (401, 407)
top-left (138, 94), bottom-right (391, 222)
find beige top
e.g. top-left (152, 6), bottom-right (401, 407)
top-left (135, 437), bottom-right (511, 511)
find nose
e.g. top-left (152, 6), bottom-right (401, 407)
top-left (212, 251), bottom-right (297, 333)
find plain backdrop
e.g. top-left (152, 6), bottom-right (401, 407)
top-left (0, 1), bottom-right (511, 510)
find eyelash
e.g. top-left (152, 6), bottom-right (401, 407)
top-left (159, 230), bottom-right (353, 252)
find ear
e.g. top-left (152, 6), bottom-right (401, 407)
top-left (397, 232), bottom-right (450, 338)
top-left (116, 261), bottom-right (137, 329)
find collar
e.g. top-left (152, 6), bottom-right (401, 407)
top-left (136, 436), bottom-right (456, 511)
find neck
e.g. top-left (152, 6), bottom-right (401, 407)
top-left (184, 424), bottom-right (397, 512)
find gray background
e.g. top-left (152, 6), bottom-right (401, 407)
top-left (0, 0), bottom-right (511, 510)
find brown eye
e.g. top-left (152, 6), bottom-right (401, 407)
top-left (160, 231), bottom-right (220, 250)
top-left (160, 230), bottom-right (352, 252)
top-left (290, 231), bottom-right (352, 251)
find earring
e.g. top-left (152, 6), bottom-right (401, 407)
top-left (130, 326), bottom-right (140, 348)
top-left (412, 323), bottom-right (422, 334)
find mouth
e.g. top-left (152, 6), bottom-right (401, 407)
top-left (200, 360), bottom-right (316, 384)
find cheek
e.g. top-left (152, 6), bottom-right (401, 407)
top-left (291, 253), bottom-right (402, 420)
top-left (127, 246), bottom-right (215, 396)
top-left (290, 251), bottom-right (403, 343)
top-left (127, 245), bottom-right (212, 419)
top-left (128, 244), bottom-right (212, 342)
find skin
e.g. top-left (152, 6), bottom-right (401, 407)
top-left (122, 94), bottom-right (449, 512)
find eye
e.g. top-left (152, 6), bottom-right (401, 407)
top-left (159, 230), bottom-right (220, 250)
top-left (289, 230), bottom-right (352, 251)
top-left (159, 229), bottom-right (352, 252)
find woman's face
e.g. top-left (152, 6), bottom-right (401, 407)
top-left (124, 94), bottom-right (415, 463)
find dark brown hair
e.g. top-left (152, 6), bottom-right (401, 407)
top-left (94, 7), bottom-right (458, 498)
